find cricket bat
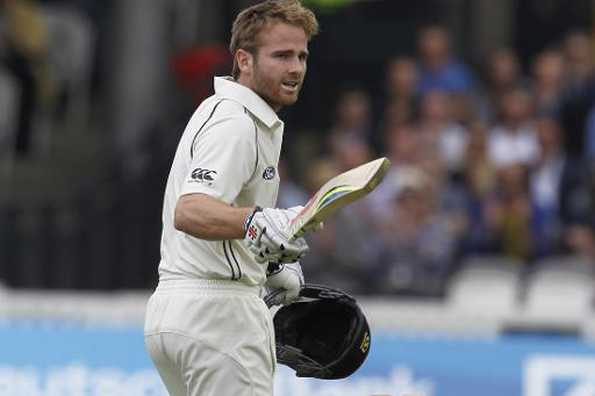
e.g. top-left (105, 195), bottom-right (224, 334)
top-left (287, 157), bottom-right (391, 240)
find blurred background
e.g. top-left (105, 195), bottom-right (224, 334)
top-left (1, 0), bottom-right (595, 395)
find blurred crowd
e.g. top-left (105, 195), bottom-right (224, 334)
top-left (0, 0), bottom-right (95, 162)
top-left (280, 25), bottom-right (595, 297)
top-left (1, 2), bottom-right (595, 295)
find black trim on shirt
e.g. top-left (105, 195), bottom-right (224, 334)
top-left (244, 107), bottom-right (259, 181)
top-left (228, 240), bottom-right (242, 280)
top-left (222, 241), bottom-right (236, 280)
top-left (190, 99), bottom-right (224, 159)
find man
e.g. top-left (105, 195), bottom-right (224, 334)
top-left (416, 25), bottom-right (475, 95)
top-left (144, 1), bottom-right (319, 395)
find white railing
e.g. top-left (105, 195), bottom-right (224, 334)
top-left (1, 283), bottom-right (593, 340)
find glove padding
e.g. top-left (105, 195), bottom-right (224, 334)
top-left (265, 262), bottom-right (304, 305)
top-left (244, 206), bottom-right (309, 264)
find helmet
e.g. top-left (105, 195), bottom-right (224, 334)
top-left (264, 284), bottom-right (371, 379)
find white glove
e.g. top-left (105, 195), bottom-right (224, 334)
top-left (265, 262), bottom-right (304, 305)
top-left (244, 206), bottom-right (309, 264)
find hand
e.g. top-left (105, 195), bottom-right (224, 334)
top-left (285, 205), bottom-right (325, 233)
top-left (265, 262), bottom-right (304, 305)
top-left (244, 206), bottom-right (309, 264)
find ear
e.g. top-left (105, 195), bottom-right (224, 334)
top-left (236, 49), bottom-right (254, 76)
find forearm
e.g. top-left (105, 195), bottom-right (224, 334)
top-left (174, 193), bottom-right (253, 240)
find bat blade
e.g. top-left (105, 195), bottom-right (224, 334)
top-left (287, 157), bottom-right (391, 240)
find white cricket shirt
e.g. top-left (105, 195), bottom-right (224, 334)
top-left (158, 76), bottom-right (284, 286)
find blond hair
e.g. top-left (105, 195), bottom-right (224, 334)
top-left (230, 0), bottom-right (319, 79)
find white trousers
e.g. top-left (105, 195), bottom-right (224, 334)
top-left (144, 279), bottom-right (276, 396)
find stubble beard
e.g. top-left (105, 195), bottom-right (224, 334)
top-left (253, 65), bottom-right (299, 111)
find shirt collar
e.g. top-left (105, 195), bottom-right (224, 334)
top-left (214, 76), bottom-right (282, 129)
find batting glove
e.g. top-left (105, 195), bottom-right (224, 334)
top-left (243, 206), bottom-right (309, 264)
top-left (265, 262), bottom-right (304, 305)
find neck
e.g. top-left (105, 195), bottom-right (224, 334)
top-left (236, 74), bottom-right (255, 93)
top-left (236, 75), bottom-right (281, 112)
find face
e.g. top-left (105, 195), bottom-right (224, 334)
top-left (489, 50), bottom-right (519, 86)
top-left (420, 90), bottom-right (449, 121)
top-left (500, 89), bottom-right (533, 123)
top-left (386, 124), bottom-right (419, 163)
top-left (536, 118), bottom-right (561, 151)
top-left (396, 186), bottom-right (433, 221)
top-left (237, 22), bottom-right (309, 111)
top-left (418, 27), bottom-right (450, 67)
top-left (533, 52), bottom-right (565, 87)
top-left (336, 90), bottom-right (370, 126)
top-left (387, 58), bottom-right (417, 95)
top-left (565, 33), bottom-right (592, 63)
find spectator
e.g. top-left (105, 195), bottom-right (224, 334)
top-left (530, 116), bottom-right (590, 257)
top-left (531, 49), bottom-right (567, 116)
top-left (583, 105), bottom-right (595, 164)
top-left (385, 122), bottom-right (420, 166)
top-left (325, 86), bottom-right (375, 173)
top-left (328, 86), bottom-right (374, 153)
top-left (480, 48), bottom-right (524, 122)
top-left (1, 0), bottom-right (53, 156)
top-left (375, 167), bottom-right (460, 296)
top-left (417, 89), bottom-right (468, 176)
top-left (368, 122), bottom-right (422, 220)
top-left (276, 160), bottom-right (309, 209)
top-left (416, 25), bottom-right (475, 95)
top-left (331, 136), bottom-right (373, 173)
top-left (564, 223), bottom-right (595, 259)
top-left (488, 87), bottom-right (539, 168)
top-left (460, 122), bottom-right (499, 254)
top-left (563, 31), bottom-right (595, 92)
top-left (0, 68), bottom-right (19, 156)
top-left (463, 121), bottom-right (497, 199)
top-left (479, 163), bottom-right (533, 262)
top-left (300, 156), bottom-right (382, 295)
top-left (386, 56), bottom-right (418, 104)
top-left (380, 56), bottom-right (419, 127)
top-left (462, 161), bottom-right (533, 262)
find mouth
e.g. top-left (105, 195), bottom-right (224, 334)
top-left (281, 80), bottom-right (300, 93)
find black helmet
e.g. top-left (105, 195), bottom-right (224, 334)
top-left (265, 284), bottom-right (371, 379)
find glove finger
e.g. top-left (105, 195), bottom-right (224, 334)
top-left (286, 206), bottom-right (305, 218)
top-left (261, 231), bottom-right (307, 257)
top-left (255, 244), bottom-right (283, 263)
top-left (250, 243), bottom-right (276, 264)
top-left (257, 222), bottom-right (309, 257)
top-left (261, 211), bottom-right (288, 233)
top-left (284, 265), bottom-right (304, 287)
top-left (263, 252), bottom-right (283, 263)
top-left (259, 232), bottom-right (284, 254)
top-left (282, 238), bottom-right (310, 256)
top-left (266, 288), bottom-right (287, 306)
top-left (253, 235), bottom-right (283, 261)
top-left (248, 243), bottom-right (263, 257)
top-left (283, 287), bottom-right (300, 304)
top-left (276, 251), bottom-right (306, 263)
top-left (303, 220), bottom-right (324, 233)
top-left (254, 252), bottom-right (269, 264)
top-left (276, 255), bottom-right (298, 264)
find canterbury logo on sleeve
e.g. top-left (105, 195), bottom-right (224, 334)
top-left (189, 168), bottom-right (218, 183)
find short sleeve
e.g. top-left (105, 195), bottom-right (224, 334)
top-left (181, 114), bottom-right (256, 204)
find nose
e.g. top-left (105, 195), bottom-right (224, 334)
top-left (289, 55), bottom-right (305, 76)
